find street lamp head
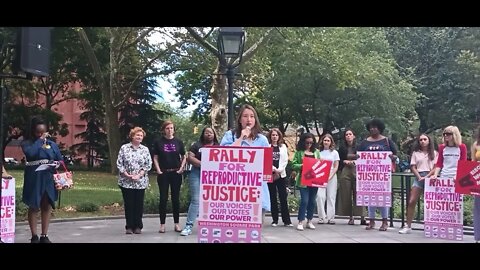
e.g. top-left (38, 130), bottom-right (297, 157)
top-left (217, 27), bottom-right (245, 60)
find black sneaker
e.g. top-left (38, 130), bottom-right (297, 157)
top-left (40, 235), bottom-right (52, 243)
top-left (30, 235), bottom-right (40, 243)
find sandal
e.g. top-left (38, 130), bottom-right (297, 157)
top-left (348, 219), bottom-right (355, 225)
top-left (379, 223), bottom-right (388, 231)
top-left (174, 224), bottom-right (182, 232)
top-left (158, 225), bottom-right (166, 233)
top-left (365, 221), bottom-right (375, 230)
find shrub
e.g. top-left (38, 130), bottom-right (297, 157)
top-left (287, 195), bottom-right (300, 213)
top-left (76, 202), bottom-right (99, 212)
top-left (15, 197), bottom-right (28, 220)
top-left (143, 177), bottom-right (191, 214)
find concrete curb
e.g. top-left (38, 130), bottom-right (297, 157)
top-left (15, 214), bottom-right (474, 235)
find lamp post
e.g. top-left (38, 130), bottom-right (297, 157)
top-left (217, 27), bottom-right (245, 130)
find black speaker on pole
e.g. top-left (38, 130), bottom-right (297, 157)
top-left (13, 27), bottom-right (52, 77)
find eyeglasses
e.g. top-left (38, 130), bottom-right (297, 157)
top-left (419, 138), bottom-right (428, 142)
top-left (443, 132), bottom-right (453, 136)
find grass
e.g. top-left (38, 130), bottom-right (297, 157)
top-left (8, 169), bottom-right (161, 221)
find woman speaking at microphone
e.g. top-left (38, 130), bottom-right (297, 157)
top-left (220, 104), bottom-right (271, 222)
top-left (21, 116), bottom-right (63, 243)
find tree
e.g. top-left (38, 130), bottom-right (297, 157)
top-left (385, 27), bottom-right (480, 133)
top-left (71, 88), bottom-right (108, 168)
top-left (77, 27), bottom-right (176, 173)
top-left (239, 28), bottom-right (417, 139)
top-left (167, 27), bottom-right (275, 136)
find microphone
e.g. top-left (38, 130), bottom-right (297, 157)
top-left (242, 126), bottom-right (251, 140)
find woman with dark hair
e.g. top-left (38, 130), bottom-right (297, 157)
top-left (152, 120), bottom-right (187, 233)
top-left (292, 132), bottom-right (321, 231)
top-left (399, 134), bottom-right (437, 234)
top-left (358, 118), bottom-right (398, 231)
top-left (471, 126), bottom-right (480, 243)
top-left (21, 116), bottom-right (63, 243)
top-left (116, 127), bottom-right (152, 234)
top-left (220, 104), bottom-right (271, 220)
top-left (336, 129), bottom-right (366, 225)
top-left (180, 126), bottom-right (219, 236)
top-left (267, 128), bottom-right (292, 227)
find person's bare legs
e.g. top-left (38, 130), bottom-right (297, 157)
top-left (405, 187), bottom-right (422, 228)
top-left (40, 194), bottom-right (52, 235)
top-left (28, 208), bottom-right (39, 237)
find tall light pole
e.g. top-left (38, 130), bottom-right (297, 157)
top-left (217, 27), bottom-right (245, 130)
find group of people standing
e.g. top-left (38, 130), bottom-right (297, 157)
top-left (14, 110), bottom-right (480, 243)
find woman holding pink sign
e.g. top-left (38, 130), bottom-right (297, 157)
top-left (430, 126), bottom-right (467, 180)
top-left (292, 132), bottom-right (321, 231)
top-left (220, 104), bottom-right (271, 218)
top-left (359, 119), bottom-right (398, 232)
top-left (469, 126), bottom-right (479, 243)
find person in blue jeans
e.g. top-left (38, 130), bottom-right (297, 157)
top-left (358, 118), bottom-right (398, 232)
top-left (292, 133), bottom-right (321, 231)
top-left (180, 127), bottom-right (219, 236)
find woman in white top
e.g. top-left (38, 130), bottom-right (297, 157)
top-left (399, 134), bottom-right (437, 234)
top-left (267, 128), bottom-right (293, 227)
top-left (316, 134), bottom-right (340, 224)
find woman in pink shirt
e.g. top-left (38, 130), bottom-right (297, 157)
top-left (399, 134), bottom-right (437, 234)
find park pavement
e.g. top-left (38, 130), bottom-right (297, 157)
top-left (13, 215), bottom-right (475, 243)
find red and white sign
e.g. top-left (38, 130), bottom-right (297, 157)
top-left (455, 160), bottom-right (480, 196)
top-left (300, 157), bottom-right (332, 188)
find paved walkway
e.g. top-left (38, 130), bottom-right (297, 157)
top-left (13, 216), bottom-right (475, 243)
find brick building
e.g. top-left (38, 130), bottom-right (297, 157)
top-left (4, 82), bottom-right (87, 163)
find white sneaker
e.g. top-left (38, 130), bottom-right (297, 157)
top-left (271, 222), bottom-right (278, 227)
top-left (317, 218), bottom-right (325, 224)
top-left (306, 222), bottom-right (316, 230)
top-left (296, 224), bottom-right (304, 231)
top-left (399, 227), bottom-right (412, 234)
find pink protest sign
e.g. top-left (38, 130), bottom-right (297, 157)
top-left (356, 151), bottom-right (392, 207)
top-left (198, 146), bottom-right (271, 243)
top-left (424, 177), bottom-right (463, 241)
top-left (1, 177), bottom-right (15, 243)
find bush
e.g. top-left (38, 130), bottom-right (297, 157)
top-left (76, 202), bottom-right (99, 212)
top-left (463, 195), bottom-right (474, 226)
top-left (143, 177), bottom-right (191, 214)
top-left (15, 197), bottom-right (28, 220)
top-left (287, 195), bottom-right (300, 213)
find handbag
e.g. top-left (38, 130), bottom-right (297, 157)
top-left (53, 161), bottom-right (73, 190)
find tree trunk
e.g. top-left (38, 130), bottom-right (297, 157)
top-left (104, 95), bottom-right (121, 174)
top-left (210, 63), bottom-right (228, 137)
